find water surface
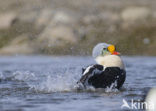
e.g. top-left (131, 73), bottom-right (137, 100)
top-left (0, 56), bottom-right (156, 111)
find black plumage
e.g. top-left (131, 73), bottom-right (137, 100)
top-left (77, 64), bottom-right (126, 89)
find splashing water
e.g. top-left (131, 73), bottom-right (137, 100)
top-left (1, 56), bottom-right (155, 111)
top-left (0, 59), bottom-right (120, 93)
top-left (0, 72), bottom-right (4, 79)
top-left (12, 71), bottom-right (37, 81)
top-left (30, 72), bottom-right (78, 93)
top-left (13, 64), bottom-right (82, 93)
top-left (0, 67), bottom-right (118, 93)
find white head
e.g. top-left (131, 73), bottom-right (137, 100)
top-left (92, 43), bottom-right (125, 69)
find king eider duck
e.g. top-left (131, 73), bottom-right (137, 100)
top-left (77, 43), bottom-right (126, 89)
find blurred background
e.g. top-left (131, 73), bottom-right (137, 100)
top-left (0, 0), bottom-right (156, 56)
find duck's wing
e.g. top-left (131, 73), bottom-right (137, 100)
top-left (88, 67), bottom-right (126, 89)
top-left (81, 64), bottom-right (103, 74)
top-left (77, 64), bottom-right (104, 87)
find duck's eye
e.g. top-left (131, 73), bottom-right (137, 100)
top-left (103, 48), bottom-right (107, 50)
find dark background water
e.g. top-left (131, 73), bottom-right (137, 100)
top-left (0, 56), bottom-right (155, 111)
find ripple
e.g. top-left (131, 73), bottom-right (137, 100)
top-left (0, 56), bottom-right (155, 111)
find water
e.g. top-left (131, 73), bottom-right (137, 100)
top-left (0, 56), bottom-right (156, 111)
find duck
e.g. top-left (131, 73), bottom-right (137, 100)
top-left (146, 88), bottom-right (156, 111)
top-left (77, 43), bottom-right (126, 89)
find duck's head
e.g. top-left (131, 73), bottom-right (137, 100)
top-left (92, 43), bottom-right (120, 58)
top-left (92, 43), bottom-right (124, 69)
